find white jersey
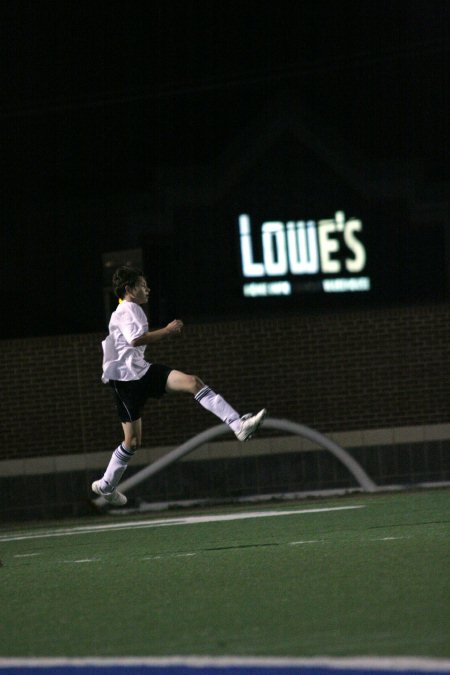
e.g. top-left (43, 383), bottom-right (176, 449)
top-left (101, 301), bottom-right (151, 383)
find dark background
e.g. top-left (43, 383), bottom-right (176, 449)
top-left (1, 1), bottom-right (449, 337)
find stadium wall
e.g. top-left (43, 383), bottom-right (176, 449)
top-left (1, 303), bottom-right (449, 519)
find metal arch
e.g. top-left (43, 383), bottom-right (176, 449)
top-left (93, 417), bottom-right (377, 506)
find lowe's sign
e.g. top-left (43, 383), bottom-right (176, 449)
top-left (239, 211), bottom-right (370, 297)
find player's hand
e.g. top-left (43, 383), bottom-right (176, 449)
top-left (166, 319), bottom-right (184, 335)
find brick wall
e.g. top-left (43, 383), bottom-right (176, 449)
top-left (1, 303), bottom-right (449, 461)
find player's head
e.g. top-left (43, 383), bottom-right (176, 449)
top-left (112, 266), bottom-right (147, 300)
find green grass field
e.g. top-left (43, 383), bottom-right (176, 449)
top-left (0, 489), bottom-right (449, 659)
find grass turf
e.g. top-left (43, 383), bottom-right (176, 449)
top-left (0, 489), bottom-right (449, 658)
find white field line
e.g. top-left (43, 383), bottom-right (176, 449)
top-left (370, 536), bottom-right (411, 541)
top-left (6, 534), bottom-right (422, 565)
top-left (13, 536), bottom-right (411, 564)
top-left (59, 558), bottom-right (100, 564)
top-left (289, 539), bottom-right (323, 545)
top-left (0, 505), bottom-right (364, 542)
top-left (142, 552), bottom-right (198, 561)
top-left (1, 655), bottom-right (450, 671)
top-left (142, 542), bottom-right (324, 560)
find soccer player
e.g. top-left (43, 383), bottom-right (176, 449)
top-left (92, 266), bottom-right (266, 505)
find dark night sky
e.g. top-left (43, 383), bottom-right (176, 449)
top-left (1, 1), bottom-right (449, 337)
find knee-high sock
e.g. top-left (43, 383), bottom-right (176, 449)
top-left (100, 444), bottom-right (135, 493)
top-left (194, 386), bottom-right (241, 432)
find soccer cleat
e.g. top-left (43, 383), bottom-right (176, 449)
top-left (91, 480), bottom-right (127, 506)
top-left (235, 408), bottom-right (267, 442)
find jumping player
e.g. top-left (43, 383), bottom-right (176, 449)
top-left (92, 266), bottom-right (266, 505)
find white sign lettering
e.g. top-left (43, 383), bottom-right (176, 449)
top-left (239, 211), bottom-right (367, 279)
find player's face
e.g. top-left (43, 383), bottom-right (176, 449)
top-left (131, 277), bottom-right (150, 304)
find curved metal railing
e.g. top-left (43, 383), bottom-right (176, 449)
top-left (93, 417), bottom-right (377, 506)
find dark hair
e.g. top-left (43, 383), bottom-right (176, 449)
top-left (112, 266), bottom-right (145, 299)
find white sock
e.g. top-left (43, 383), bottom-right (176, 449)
top-left (100, 444), bottom-right (135, 493)
top-left (195, 386), bottom-right (241, 432)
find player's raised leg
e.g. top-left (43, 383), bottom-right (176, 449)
top-left (165, 370), bottom-right (266, 441)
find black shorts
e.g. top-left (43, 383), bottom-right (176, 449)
top-left (110, 363), bottom-right (172, 423)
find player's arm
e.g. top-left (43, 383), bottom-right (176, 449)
top-left (131, 319), bottom-right (184, 347)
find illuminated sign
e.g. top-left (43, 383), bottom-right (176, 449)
top-left (239, 211), bottom-right (370, 296)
